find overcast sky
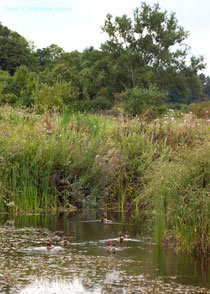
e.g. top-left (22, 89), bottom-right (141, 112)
top-left (0, 0), bottom-right (209, 75)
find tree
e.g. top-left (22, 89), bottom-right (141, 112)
top-left (101, 2), bottom-right (205, 97)
top-left (0, 23), bottom-right (38, 74)
top-left (199, 73), bottom-right (210, 100)
top-left (13, 65), bottom-right (38, 106)
top-left (34, 44), bottom-right (64, 70)
top-left (123, 84), bottom-right (167, 116)
top-left (32, 82), bottom-right (77, 109)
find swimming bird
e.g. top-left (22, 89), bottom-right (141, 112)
top-left (118, 236), bottom-right (124, 243)
top-left (103, 212), bottom-right (108, 218)
top-left (106, 240), bottom-right (111, 246)
top-left (118, 231), bottom-right (124, 243)
top-left (101, 212), bottom-right (108, 223)
top-left (101, 217), bottom-right (107, 223)
top-left (46, 239), bottom-right (54, 251)
top-left (106, 241), bottom-right (116, 253)
top-left (108, 244), bottom-right (116, 253)
top-left (60, 236), bottom-right (69, 247)
top-left (125, 231), bottom-right (131, 239)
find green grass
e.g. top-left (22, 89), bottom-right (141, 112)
top-left (0, 105), bottom-right (209, 255)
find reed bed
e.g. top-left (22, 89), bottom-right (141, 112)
top-left (0, 105), bottom-right (209, 255)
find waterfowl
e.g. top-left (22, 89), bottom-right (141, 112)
top-left (101, 212), bottom-right (108, 223)
top-left (106, 240), bottom-right (111, 246)
top-left (60, 236), bottom-right (69, 247)
top-left (118, 236), bottom-right (124, 243)
top-left (106, 242), bottom-right (116, 253)
top-left (125, 231), bottom-right (131, 239)
top-left (109, 244), bottom-right (116, 253)
top-left (101, 217), bottom-right (107, 223)
top-left (118, 231), bottom-right (124, 243)
top-left (46, 239), bottom-right (54, 251)
top-left (103, 212), bottom-right (108, 218)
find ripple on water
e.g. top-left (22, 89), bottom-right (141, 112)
top-left (0, 218), bottom-right (209, 294)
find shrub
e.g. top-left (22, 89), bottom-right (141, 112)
top-left (189, 101), bottom-right (210, 118)
top-left (123, 85), bottom-right (167, 116)
top-left (32, 82), bottom-right (76, 109)
top-left (1, 93), bottom-right (19, 106)
top-left (69, 96), bottom-right (113, 112)
top-left (166, 103), bottom-right (189, 113)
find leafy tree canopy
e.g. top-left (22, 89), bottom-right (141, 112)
top-left (0, 23), bottom-right (38, 74)
top-left (101, 2), bottom-right (205, 101)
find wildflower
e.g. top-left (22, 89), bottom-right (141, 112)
top-left (7, 201), bottom-right (15, 207)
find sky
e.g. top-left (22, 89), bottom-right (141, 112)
top-left (0, 0), bottom-right (209, 75)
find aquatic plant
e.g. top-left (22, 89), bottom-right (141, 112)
top-left (0, 105), bottom-right (209, 255)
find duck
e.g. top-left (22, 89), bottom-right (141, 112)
top-left (60, 236), bottom-right (69, 247)
top-left (118, 236), bottom-right (124, 243)
top-left (109, 244), bottom-right (116, 253)
top-left (46, 239), bottom-right (54, 251)
top-left (106, 240), bottom-right (111, 246)
top-left (103, 212), bottom-right (108, 218)
top-left (118, 231), bottom-right (124, 243)
top-left (101, 212), bottom-right (108, 223)
top-left (101, 217), bottom-right (107, 223)
top-left (106, 241), bottom-right (116, 253)
top-left (125, 231), bottom-right (131, 239)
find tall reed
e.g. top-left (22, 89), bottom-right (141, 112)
top-left (0, 105), bottom-right (209, 255)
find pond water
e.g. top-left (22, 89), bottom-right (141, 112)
top-left (0, 211), bottom-right (209, 294)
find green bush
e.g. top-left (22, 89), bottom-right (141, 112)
top-left (123, 85), bottom-right (168, 116)
top-left (32, 82), bottom-right (76, 109)
top-left (166, 103), bottom-right (189, 113)
top-left (69, 96), bottom-right (113, 112)
top-left (189, 101), bottom-right (210, 118)
top-left (1, 93), bottom-right (19, 106)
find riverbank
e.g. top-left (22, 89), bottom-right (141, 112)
top-left (0, 105), bottom-right (209, 255)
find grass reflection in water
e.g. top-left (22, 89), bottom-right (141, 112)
top-left (0, 212), bottom-right (209, 294)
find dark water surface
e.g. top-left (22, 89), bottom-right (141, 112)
top-left (0, 211), bottom-right (209, 293)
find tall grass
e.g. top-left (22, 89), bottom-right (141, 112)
top-left (153, 184), bottom-right (168, 246)
top-left (0, 105), bottom-right (209, 254)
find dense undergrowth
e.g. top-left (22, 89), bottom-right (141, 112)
top-left (0, 105), bottom-right (209, 255)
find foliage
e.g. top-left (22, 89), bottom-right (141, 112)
top-left (189, 100), bottom-right (210, 118)
top-left (70, 96), bottom-right (113, 112)
top-left (101, 2), bottom-right (205, 95)
top-left (146, 146), bottom-right (209, 254)
top-left (0, 7), bottom-right (208, 110)
top-left (0, 23), bottom-right (37, 74)
top-left (199, 74), bottom-right (210, 100)
top-left (0, 106), bottom-right (209, 255)
top-left (34, 44), bottom-right (64, 70)
top-left (123, 85), bottom-right (167, 116)
top-left (32, 82), bottom-right (77, 109)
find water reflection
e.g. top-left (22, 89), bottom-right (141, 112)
top-left (19, 278), bottom-right (102, 294)
top-left (0, 212), bottom-right (209, 294)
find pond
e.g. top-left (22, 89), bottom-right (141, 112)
top-left (0, 211), bottom-right (209, 293)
